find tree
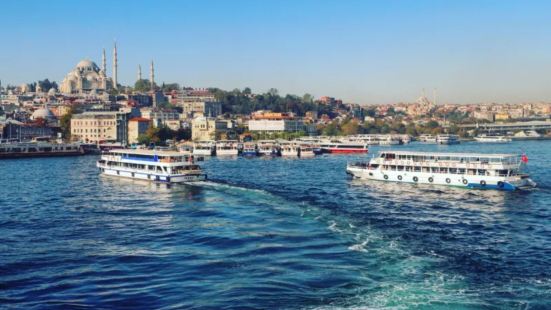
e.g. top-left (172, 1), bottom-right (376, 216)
top-left (60, 107), bottom-right (76, 140)
top-left (341, 119), bottom-right (360, 135)
top-left (161, 83), bottom-right (180, 92)
top-left (134, 79), bottom-right (152, 92)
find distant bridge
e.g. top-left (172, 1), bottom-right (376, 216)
top-left (458, 120), bottom-right (551, 134)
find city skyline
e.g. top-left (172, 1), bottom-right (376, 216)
top-left (1, 0), bottom-right (551, 104)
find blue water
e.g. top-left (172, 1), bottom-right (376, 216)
top-left (1, 141), bottom-right (550, 309)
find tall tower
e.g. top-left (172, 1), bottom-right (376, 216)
top-left (102, 48), bottom-right (107, 74)
top-left (112, 41), bottom-right (118, 89)
top-left (150, 60), bottom-right (155, 91)
top-left (137, 65), bottom-right (142, 81)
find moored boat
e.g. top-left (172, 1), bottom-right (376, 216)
top-left (319, 141), bottom-right (368, 154)
top-left (241, 142), bottom-right (258, 157)
top-left (215, 140), bottom-right (239, 156)
top-left (474, 135), bottom-right (512, 143)
top-left (0, 142), bottom-right (85, 159)
top-left (346, 151), bottom-right (536, 191)
top-left (437, 134), bottom-right (460, 145)
top-left (97, 149), bottom-right (206, 183)
top-left (298, 144), bottom-right (315, 157)
top-left (193, 142), bottom-right (215, 156)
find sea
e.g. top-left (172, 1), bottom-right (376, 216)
top-left (1, 141), bottom-right (550, 309)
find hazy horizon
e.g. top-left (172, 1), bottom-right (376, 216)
top-left (1, 0), bottom-right (551, 104)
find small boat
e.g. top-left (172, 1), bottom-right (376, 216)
top-left (474, 135), bottom-right (512, 143)
top-left (346, 151), bottom-right (536, 191)
top-left (97, 149), bottom-right (207, 183)
top-left (241, 142), bottom-right (258, 157)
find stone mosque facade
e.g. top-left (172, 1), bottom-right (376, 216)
top-left (60, 45), bottom-right (118, 94)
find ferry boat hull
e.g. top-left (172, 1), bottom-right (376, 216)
top-left (325, 148), bottom-right (368, 154)
top-left (98, 165), bottom-right (206, 183)
top-left (97, 149), bottom-right (207, 184)
top-left (216, 149), bottom-right (239, 156)
top-left (346, 165), bottom-right (535, 191)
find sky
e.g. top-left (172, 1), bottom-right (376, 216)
top-left (1, 0), bottom-right (550, 104)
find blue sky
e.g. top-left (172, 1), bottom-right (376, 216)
top-left (1, 0), bottom-right (550, 104)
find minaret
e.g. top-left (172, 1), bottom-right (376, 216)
top-left (102, 48), bottom-right (107, 74)
top-left (150, 60), bottom-right (155, 91)
top-left (137, 65), bottom-right (142, 81)
top-left (112, 41), bottom-right (118, 89)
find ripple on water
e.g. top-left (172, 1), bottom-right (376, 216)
top-left (1, 142), bottom-right (551, 308)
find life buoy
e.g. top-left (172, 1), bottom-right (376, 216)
top-left (428, 177), bottom-right (434, 183)
top-left (497, 181), bottom-right (504, 188)
top-left (413, 176), bottom-right (419, 182)
top-left (446, 178), bottom-right (451, 184)
top-left (397, 175), bottom-right (402, 181)
top-left (384, 175), bottom-right (389, 180)
top-left (462, 179), bottom-right (468, 185)
top-left (480, 180), bottom-right (486, 186)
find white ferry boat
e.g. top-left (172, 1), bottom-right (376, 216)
top-left (474, 135), bottom-right (512, 143)
top-left (437, 134), bottom-right (460, 145)
top-left (215, 140), bottom-right (239, 156)
top-left (298, 144), bottom-right (315, 157)
top-left (419, 134), bottom-right (437, 143)
top-left (346, 151), bottom-right (536, 191)
top-left (319, 141), bottom-right (368, 154)
top-left (241, 142), bottom-right (258, 157)
top-left (192, 142), bottom-right (215, 156)
top-left (280, 143), bottom-right (299, 157)
top-left (257, 140), bottom-right (279, 156)
top-left (97, 149), bottom-right (206, 183)
top-left (0, 142), bottom-right (85, 159)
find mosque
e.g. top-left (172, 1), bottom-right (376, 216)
top-left (59, 43), bottom-right (119, 94)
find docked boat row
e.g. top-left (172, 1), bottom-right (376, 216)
top-left (182, 139), bottom-right (368, 157)
top-left (347, 151), bottom-right (536, 191)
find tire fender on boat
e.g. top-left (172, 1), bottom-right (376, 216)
top-left (413, 176), bottom-right (419, 182)
top-left (384, 174), bottom-right (389, 180)
top-left (428, 177), bottom-right (434, 183)
top-left (480, 180), bottom-right (486, 187)
top-left (462, 179), bottom-right (468, 185)
top-left (397, 175), bottom-right (402, 181)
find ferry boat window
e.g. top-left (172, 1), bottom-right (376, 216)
top-left (468, 169), bottom-right (476, 175)
top-left (391, 165), bottom-right (397, 171)
top-left (478, 170), bottom-right (486, 176)
top-left (422, 167), bottom-right (430, 172)
top-left (380, 153), bottom-right (386, 158)
top-left (439, 167), bottom-right (448, 173)
top-left (397, 166), bottom-right (404, 171)
top-left (458, 168), bottom-right (466, 174)
top-left (431, 167), bottom-right (438, 173)
top-left (414, 166), bottom-right (421, 172)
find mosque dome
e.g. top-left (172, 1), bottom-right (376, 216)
top-left (47, 88), bottom-right (57, 96)
top-left (76, 59), bottom-right (100, 72)
top-left (31, 107), bottom-right (56, 121)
